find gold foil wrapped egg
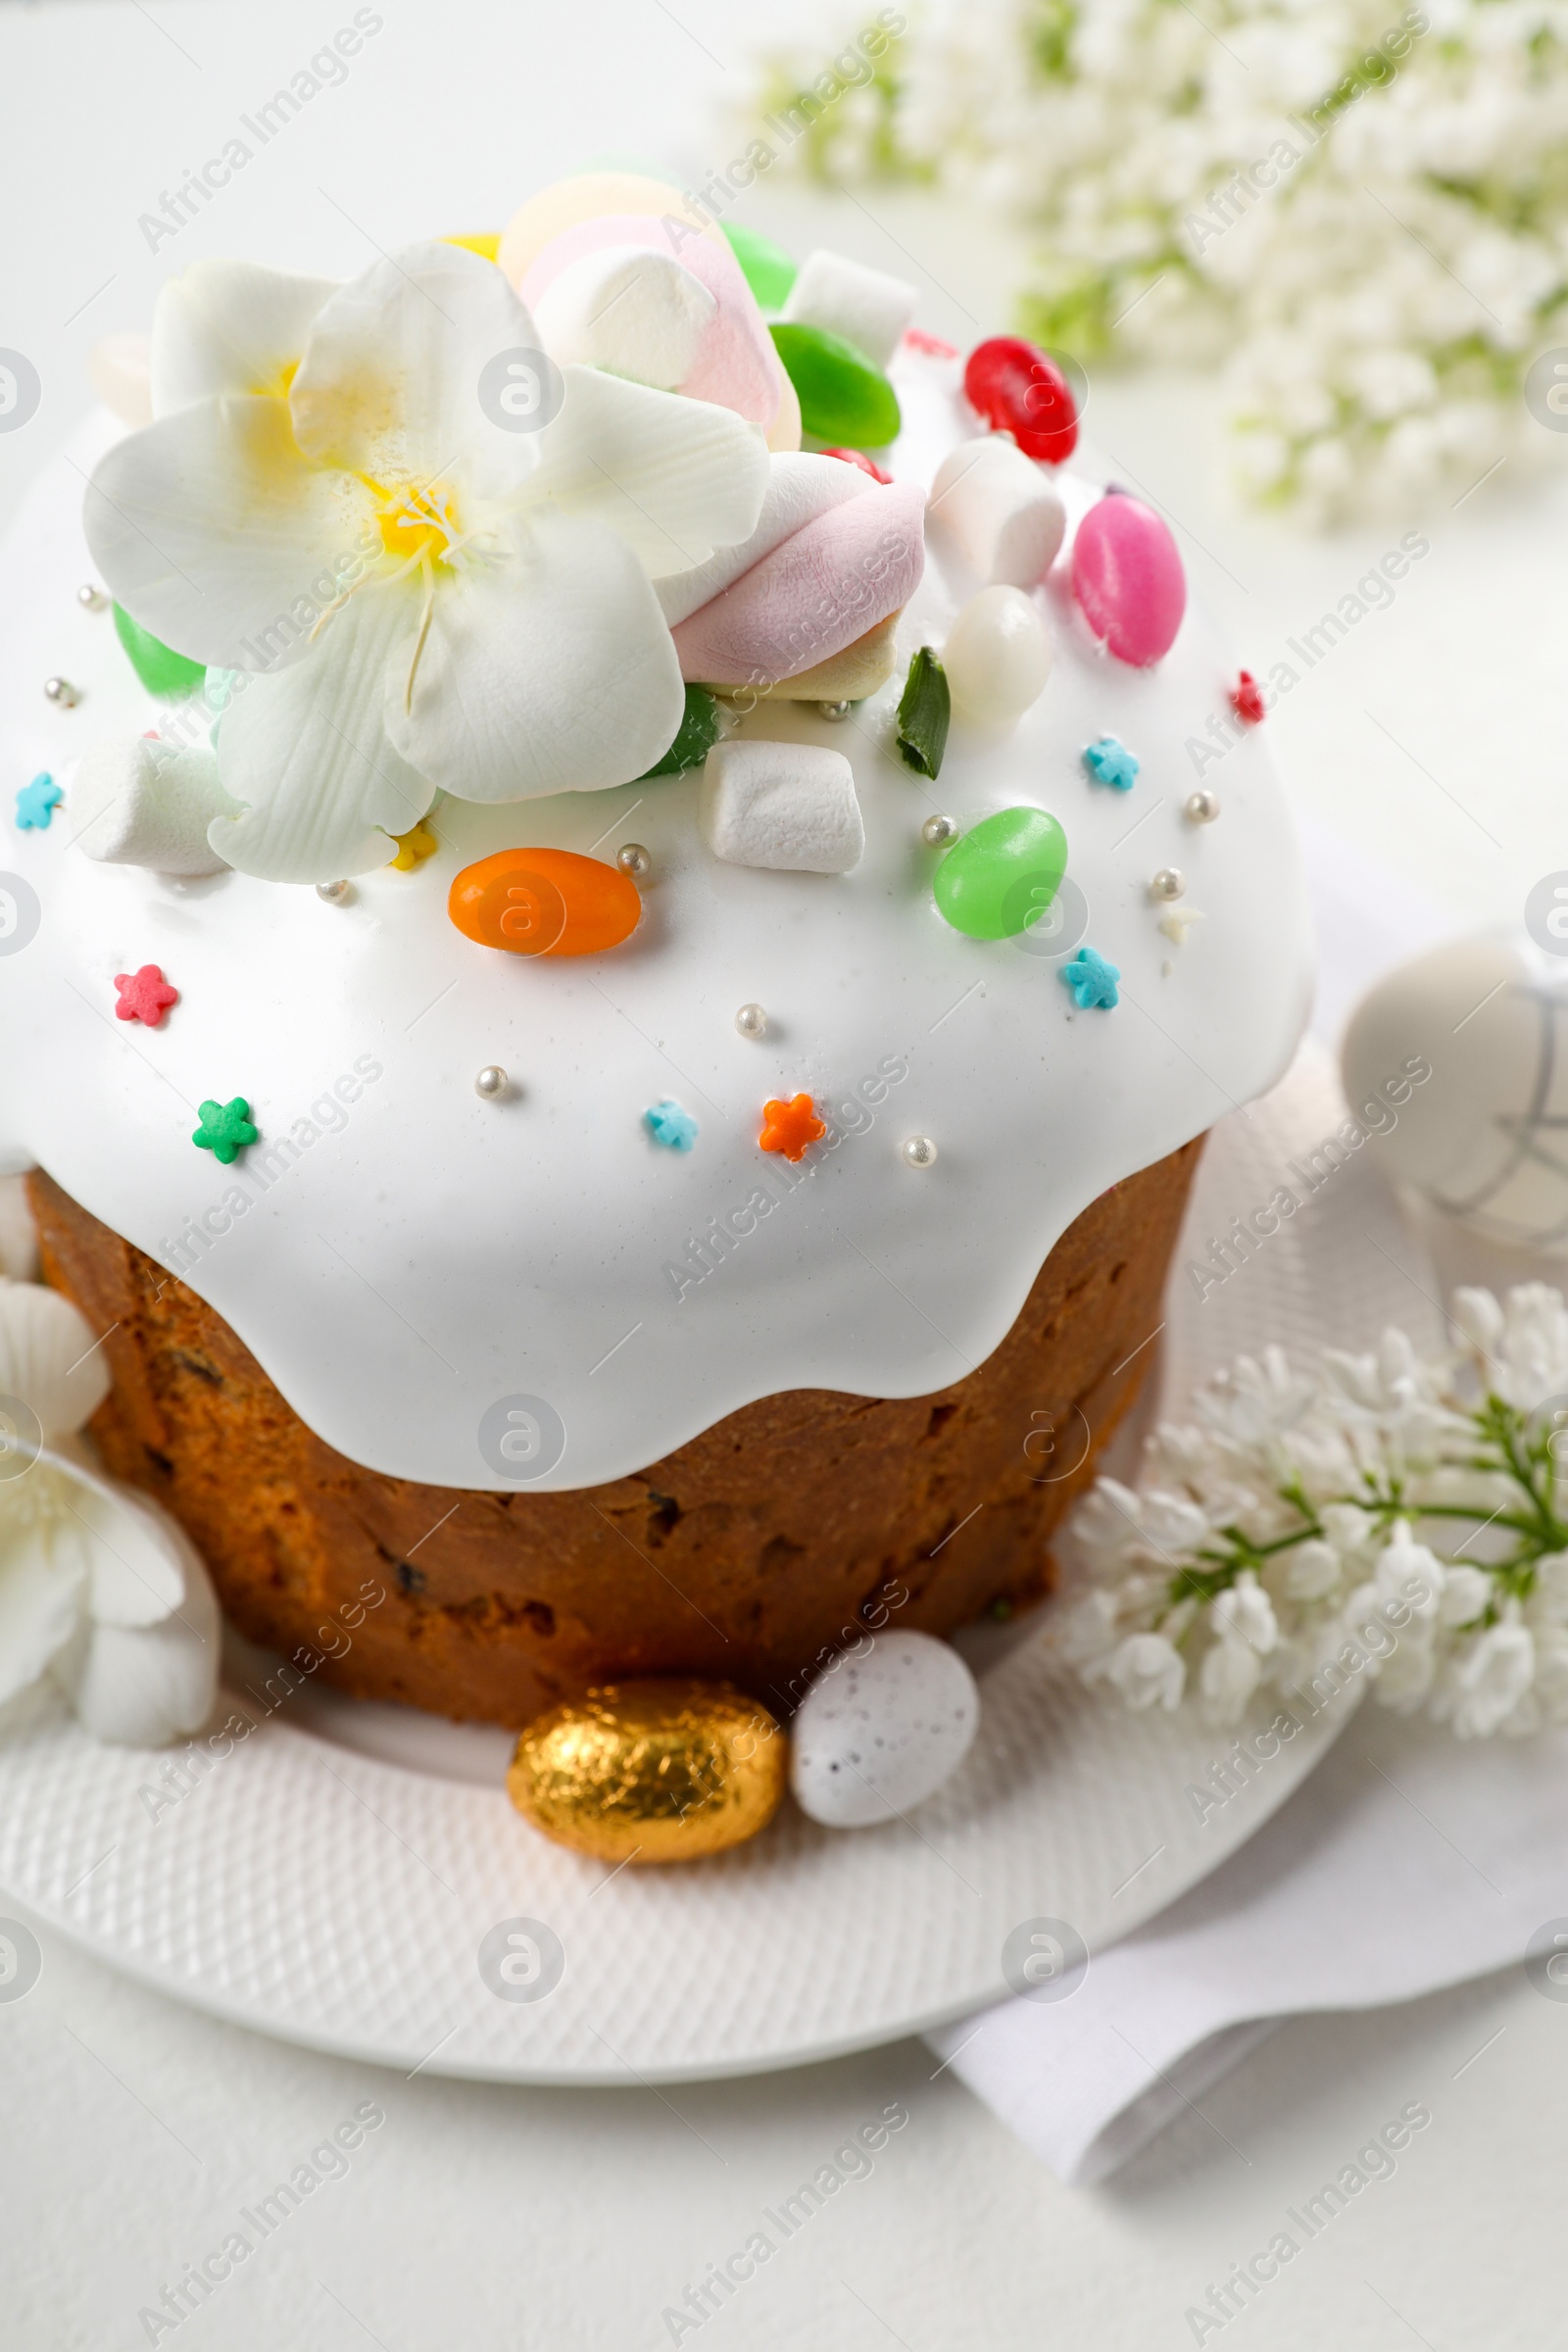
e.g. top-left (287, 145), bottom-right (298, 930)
top-left (507, 1680), bottom-right (787, 1863)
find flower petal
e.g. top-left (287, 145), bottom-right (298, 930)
top-left (152, 259), bottom-right (338, 416)
top-left (211, 582), bottom-right (435, 882)
top-left (385, 509), bottom-right (685, 801)
top-left (0, 1511), bottom-right (84, 1707)
top-left (0, 1279), bottom-right (109, 1441)
top-left (53, 1494), bottom-right (220, 1746)
top-left (290, 240), bottom-right (542, 504)
top-left (84, 395), bottom-right (376, 670)
top-left (527, 366), bottom-right (768, 579)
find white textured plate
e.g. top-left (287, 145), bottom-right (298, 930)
top-left (0, 1053), bottom-right (1431, 2082)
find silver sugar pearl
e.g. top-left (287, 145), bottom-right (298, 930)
top-left (734, 1002), bottom-right (767, 1040)
top-left (1150, 867), bottom-right (1186, 902)
top-left (76, 583), bottom-right (107, 612)
top-left (903, 1135), bottom-right (938, 1170)
top-left (616, 842), bottom-right (652, 878)
top-left (1184, 790), bottom-right (1220, 824)
top-left (921, 813), bottom-right (958, 847)
top-left (474, 1065), bottom-right (508, 1099)
top-left (43, 676), bottom-right (79, 707)
top-left (817, 699), bottom-right (852, 721)
top-left (316, 878), bottom-right (351, 904)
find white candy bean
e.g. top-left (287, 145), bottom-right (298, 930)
top-left (943, 587), bottom-right (1053, 723)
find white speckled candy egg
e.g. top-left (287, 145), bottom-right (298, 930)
top-left (943, 586), bottom-right (1053, 724)
top-left (790, 1632), bottom-right (980, 1828)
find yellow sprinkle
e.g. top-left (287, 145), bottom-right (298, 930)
top-left (390, 818), bottom-right (438, 872)
top-left (443, 231), bottom-right (502, 263)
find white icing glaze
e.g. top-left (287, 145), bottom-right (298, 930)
top-left (0, 351), bottom-right (1311, 1492)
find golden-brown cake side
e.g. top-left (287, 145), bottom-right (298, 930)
top-left (28, 1141), bottom-right (1200, 1727)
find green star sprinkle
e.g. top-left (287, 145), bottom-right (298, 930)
top-left (192, 1097), bottom-right (258, 1164)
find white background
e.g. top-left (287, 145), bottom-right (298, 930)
top-left (2, 3), bottom-right (1567, 2344)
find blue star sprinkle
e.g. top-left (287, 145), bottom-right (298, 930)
top-left (1081, 735), bottom-right (1140, 792)
top-left (15, 773), bottom-right (61, 831)
top-left (644, 1098), bottom-right (699, 1152)
top-left (1059, 947), bottom-right (1121, 1010)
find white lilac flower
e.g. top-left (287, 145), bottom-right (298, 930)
top-left (84, 245), bottom-right (769, 884)
top-left (1087, 1633), bottom-right (1186, 1712)
top-left (754, 0), bottom-right (1568, 520)
top-left (1210, 1568), bottom-right (1277, 1655)
top-left (1435, 1607), bottom-right (1537, 1740)
top-left (1199, 1634), bottom-right (1264, 1726)
top-left (1055, 1284), bottom-right (1568, 1741)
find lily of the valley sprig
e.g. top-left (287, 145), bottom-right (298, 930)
top-left (1059, 1285), bottom-right (1568, 1740)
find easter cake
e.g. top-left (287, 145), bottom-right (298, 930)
top-left (0, 175), bottom-right (1311, 1760)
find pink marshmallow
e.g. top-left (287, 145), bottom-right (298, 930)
top-left (672, 479), bottom-right (927, 686)
top-left (1070, 494), bottom-right (1187, 665)
top-left (518, 214), bottom-right (783, 429)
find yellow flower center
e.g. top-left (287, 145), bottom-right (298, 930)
top-left (370, 477), bottom-right (464, 565)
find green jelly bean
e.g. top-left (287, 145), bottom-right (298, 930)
top-left (933, 807), bottom-right (1068, 942)
top-left (113, 604), bottom-right (207, 698)
top-left (768, 322), bottom-right (901, 449)
top-left (722, 221), bottom-right (797, 311)
top-left (640, 684), bottom-right (723, 778)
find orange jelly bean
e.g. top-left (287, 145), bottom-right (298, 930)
top-left (448, 848), bottom-right (642, 958)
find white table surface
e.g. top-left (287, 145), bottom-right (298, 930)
top-left (3, 4), bottom-right (1567, 2344)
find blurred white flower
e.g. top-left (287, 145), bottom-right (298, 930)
top-left (1055, 1284), bottom-right (1568, 1742)
top-left (1089, 1632), bottom-right (1187, 1712)
top-left (754, 0), bottom-right (1568, 520)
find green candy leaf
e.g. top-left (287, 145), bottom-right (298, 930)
top-left (721, 221), bottom-right (797, 310)
top-left (767, 321), bottom-right (901, 449)
top-left (895, 646), bottom-right (951, 780)
top-left (112, 604), bottom-right (207, 699)
top-left (640, 684), bottom-right (723, 778)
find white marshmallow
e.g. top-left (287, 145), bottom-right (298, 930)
top-left (927, 437), bottom-right (1066, 589)
top-left (790, 1632), bottom-right (981, 1828)
top-left (70, 737), bottom-right (236, 877)
top-left (532, 247), bottom-right (716, 390)
top-left (944, 586), bottom-right (1053, 722)
top-left (700, 740), bottom-right (863, 875)
top-left (781, 248), bottom-right (918, 369)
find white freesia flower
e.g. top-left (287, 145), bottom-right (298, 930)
top-left (0, 1277), bottom-right (218, 1746)
top-left (84, 243), bottom-right (769, 884)
top-left (1057, 1284), bottom-right (1568, 1743)
top-left (1088, 1633), bottom-right (1186, 1712)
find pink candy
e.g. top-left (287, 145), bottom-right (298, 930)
top-left (1070, 494), bottom-right (1186, 666)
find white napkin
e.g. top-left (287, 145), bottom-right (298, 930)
top-left (926, 816), bottom-right (1568, 2182)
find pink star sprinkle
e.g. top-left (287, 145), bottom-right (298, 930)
top-left (115, 963), bottom-right (178, 1027)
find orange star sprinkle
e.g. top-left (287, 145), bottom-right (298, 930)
top-left (759, 1093), bottom-right (826, 1163)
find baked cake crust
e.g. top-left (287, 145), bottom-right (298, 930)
top-left (30, 1140), bottom-right (1200, 1727)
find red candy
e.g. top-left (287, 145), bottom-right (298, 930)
top-left (820, 446), bottom-right (893, 484)
top-left (1230, 670), bottom-right (1266, 725)
top-left (114, 963), bottom-right (178, 1027)
top-left (963, 335), bottom-right (1078, 465)
top-left (904, 327), bottom-right (958, 360)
